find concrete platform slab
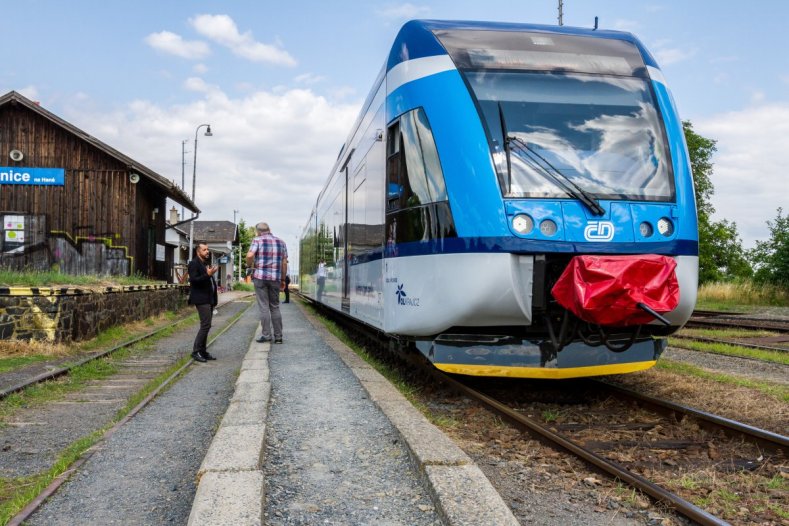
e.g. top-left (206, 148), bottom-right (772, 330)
top-left (188, 470), bottom-right (264, 526)
top-left (199, 423), bottom-right (265, 473)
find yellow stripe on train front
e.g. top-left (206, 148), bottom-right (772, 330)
top-left (434, 361), bottom-right (657, 379)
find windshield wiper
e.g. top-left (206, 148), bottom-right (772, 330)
top-left (497, 103), bottom-right (512, 194)
top-left (506, 135), bottom-right (605, 216)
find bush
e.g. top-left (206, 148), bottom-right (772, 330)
top-left (749, 208), bottom-right (789, 287)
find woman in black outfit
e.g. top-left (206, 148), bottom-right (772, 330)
top-left (188, 242), bottom-right (219, 362)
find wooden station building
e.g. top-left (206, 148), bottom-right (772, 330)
top-left (0, 91), bottom-right (199, 280)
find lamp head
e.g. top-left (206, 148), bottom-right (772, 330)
top-left (204, 125), bottom-right (213, 137)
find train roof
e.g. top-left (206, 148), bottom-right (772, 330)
top-left (311, 19), bottom-right (660, 222)
top-left (386, 19), bottom-right (658, 72)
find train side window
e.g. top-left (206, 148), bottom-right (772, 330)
top-left (386, 108), bottom-right (447, 211)
top-left (386, 122), bottom-right (403, 211)
top-left (412, 108), bottom-right (447, 202)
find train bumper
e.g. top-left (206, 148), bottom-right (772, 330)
top-left (415, 336), bottom-right (666, 379)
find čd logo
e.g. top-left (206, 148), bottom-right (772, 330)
top-left (584, 221), bottom-right (614, 241)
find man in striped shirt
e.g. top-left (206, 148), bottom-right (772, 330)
top-left (246, 222), bottom-right (288, 343)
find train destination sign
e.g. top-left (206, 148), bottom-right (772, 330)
top-left (0, 167), bottom-right (65, 186)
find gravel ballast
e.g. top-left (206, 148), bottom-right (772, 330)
top-left (263, 304), bottom-right (442, 525)
top-left (23, 300), bottom-right (257, 525)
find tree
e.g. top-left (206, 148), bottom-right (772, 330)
top-left (234, 219), bottom-right (255, 278)
top-left (749, 208), bottom-right (789, 287)
top-left (683, 120), bottom-right (716, 223)
top-left (683, 121), bottom-right (751, 283)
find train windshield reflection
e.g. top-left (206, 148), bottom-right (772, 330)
top-left (466, 71), bottom-right (675, 202)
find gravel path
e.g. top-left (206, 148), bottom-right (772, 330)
top-left (664, 345), bottom-right (789, 385)
top-left (24, 301), bottom-right (257, 525)
top-left (263, 304), bottom-right (441, 526)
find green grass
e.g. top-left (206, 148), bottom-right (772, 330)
top-left (668, 338), bottom-right (789, 365)
top-left (696, 280), bottom-right (789, 308)
top-left (656, 359), bottom-right (789, 402)
top-left (679, 328), bottom-right (778, 339)
top-left (0, 355), bottom-right (49, 373)
top-left (541, 409), bottom-right (560, 422)
top-left (0, 270), bottom-right (164, 287)
top-left (0, 349), bottom-right (194, 523)
top-left (0, 305), bottom-right (220, 522)
top-left (0, 431), bottom-right (103, 524)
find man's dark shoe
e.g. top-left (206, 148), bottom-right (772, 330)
top-left (201, 351), bottom-right (217, 360)
top-left (274, 338), bottom-right (283, 344)
top-left (256, 336), bottom-right (271, 343)
top-left (191, 352), bottom-right (207, 363)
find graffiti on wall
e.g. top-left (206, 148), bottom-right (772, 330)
top-left (0, 213), bottom-right (134, 275)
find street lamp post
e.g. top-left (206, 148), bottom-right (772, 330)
top-left (188, 124), bottom-right (212, 261)
top-left (181, 139), bottom-right (188, 222)
top-left (233, 209), bottom-right (240, 284)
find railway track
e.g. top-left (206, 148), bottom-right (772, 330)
top-left (306, 299), bottom-right (788, 523)
top-left (670, 333), bottom-right (789, 354)
top-left (437, 373), bottom-right (788, 526)
top-left (1, 298), bottom-right (254, 525)
top-left (0, 296), bottom-right (251, 401)
top-left (686, 317), bottom-right (789, 333)
top-left (687, 309), bottom-right (789, 333)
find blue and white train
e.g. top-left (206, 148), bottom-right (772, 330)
top-left (299, 20), bottom-right (698, 379)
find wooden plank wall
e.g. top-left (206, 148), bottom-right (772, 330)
top-left (0, 102), bottom-right (167, 277)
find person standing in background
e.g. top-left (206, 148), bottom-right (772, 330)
top-left (188, 242), bottom-right (218, 362)
top-left (317, 259), bottom-right (326, 302)
top-left (246, 222), bottom-right (288, 344)
top-left (283, 274), bottom-right (291, 303)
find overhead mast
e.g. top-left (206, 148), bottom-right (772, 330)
top-left (558, 0), bottom-right (564, 26)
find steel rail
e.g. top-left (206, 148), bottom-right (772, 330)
top-left (686, 318), bottom-right (789, 333)
top-left (593, 381), bottom-right (789, 456)
top-left (7, 300), bottom-right (253, 526)
top-left (691, 309), bottom-right (745, 317)
top-left (435, 372), bottom-right (730, 526)
top-left (670, 334), bottom-right (788, 353)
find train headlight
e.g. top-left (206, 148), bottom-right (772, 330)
top-left (639, 222), bottom-right (654, 238)
top-left (512, 214), bottom-right (534, 234)
top-left (657, 217), bottom-right (674, 237)
top-left (539, 219), bottom-right (557, 236)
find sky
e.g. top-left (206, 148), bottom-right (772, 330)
top-left (2, 0), bottom-right (788, 272)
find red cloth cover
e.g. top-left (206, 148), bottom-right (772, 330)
top-left (550, 255), bottom-right (680, 326)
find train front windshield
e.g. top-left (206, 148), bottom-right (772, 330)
top-left (436, 29), bottom-right (675, 202)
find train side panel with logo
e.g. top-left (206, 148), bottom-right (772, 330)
top-left (299, 20), bottom-right (698, 379)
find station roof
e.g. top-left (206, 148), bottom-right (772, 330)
top-left (0, 90), bottom-right (199, 214)
top-left (192, 220), bottom-right (238, 244)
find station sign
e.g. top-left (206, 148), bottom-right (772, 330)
top-left (0, 167), bottom-right (65, 186)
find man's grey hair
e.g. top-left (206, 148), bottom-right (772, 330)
top-left (255, 222), bottom-right (270, 233)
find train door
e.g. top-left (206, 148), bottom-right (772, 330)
top-left (341, 153), bottom-right (353, 313)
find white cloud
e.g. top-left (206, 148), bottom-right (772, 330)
top-left (696, 103), bottom-right (789, 248)
top-left (328, 86), bottom-right (357, 100)
top-left (611, 19), bottom-right (640, 32)
top-left (61, 87), bottom-right (360, 264)
top-left (193, 63), bottom-right (209, 74)
top-left (144, 31), bottom-right (210, 59)
top-left (294, 73), bottom-right (326, 85)
top-left (190, 14), bottom-right (297, 67)
top-left (377, 3), bottom-right (430, 19)
top-left (183, 77), bottom-right (213, 93)
top-left (18, 85), bottom-right (39, 101)
top-left (653, 46), bottom-right (694, 66)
